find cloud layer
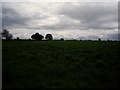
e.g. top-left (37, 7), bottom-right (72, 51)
top-left (2, 2), bottom-right (118, 40)
top-left (60, 3), bottom-right (118, 30)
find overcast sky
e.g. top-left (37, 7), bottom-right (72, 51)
top-left (1, 2), bottom-right (119, 40)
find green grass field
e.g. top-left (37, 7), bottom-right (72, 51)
top-left (2, 40), bottom-right (120, 88)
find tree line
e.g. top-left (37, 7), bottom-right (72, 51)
top-left (0, 29), bottom-right (105, 41)
top-left (0, 29), bottom-right (53, 40)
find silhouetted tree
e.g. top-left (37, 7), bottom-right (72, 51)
top-left (98, 38), bottom-right (101, 41)
top-left (17, 37), bottom-right (20, 40)
top-left (60, 38), bottom-right (64, 41)
top-left (74, 39), bottom-right (77, 41)
top-left (45, 34), bottom-right (53, 40)
top-left (28, 38), bottom-right (31, 41)
top-left (31, 33), bottom-right (44, 40)
top-left (1, 29), bottom-right (13, 40)
top-left (107, 39), bottom-right (110, 41)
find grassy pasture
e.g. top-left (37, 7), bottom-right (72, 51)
top-left (2, 40), bottom-right (120, 88)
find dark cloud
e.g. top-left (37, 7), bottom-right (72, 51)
top-left (2, 3), bottom-right (50, 29)
top-left (59, 3), bottom-right (118, 30)
top-left (1, 2), bottom-right (118, 40)
top-left (2, 6), bottom-right (30, 29)
top-left (2, 2), bottom-right (118, 31)
top-left (31, 2), bottom-right (118, 31)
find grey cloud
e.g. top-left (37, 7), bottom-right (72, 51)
top-left (2, 6), bottom-right (30, 29)
top-left (1, 2), bottom-right (118, 40)
top-left (2, 3), bottom-right (49, 29)
top-left (59, 3), bottom-right (118, 30)
top-left (2, 2), bottom-right (118, 31)
top-left (32, 14), bottom-right (49, 19)
top-left (108, 33), bottom-right (119, 40)
top-left (28, 22), bottom-right (78, 30)
top-left (32, 3), bottom-right (118, 31)
top-left (28, 16), bottom-right (81, 30)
